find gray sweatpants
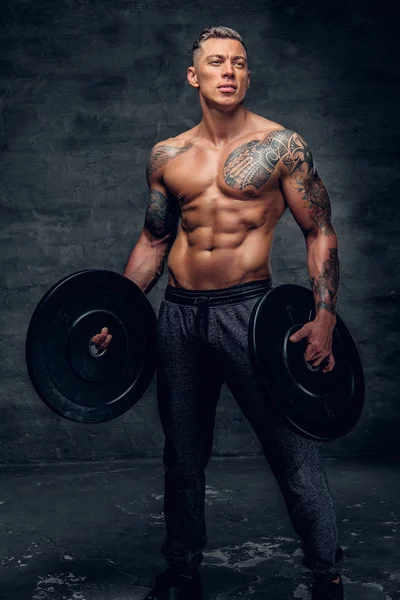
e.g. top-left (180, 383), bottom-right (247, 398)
top-left (156, 279), bottom-right (344, 580)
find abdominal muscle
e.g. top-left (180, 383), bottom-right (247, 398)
top-left (167, 224), bottom-right (275, 290)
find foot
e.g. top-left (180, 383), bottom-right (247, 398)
top-left (143, 567), bottom-right (203, 600)
top-left (312, 575), bottom-right (344, 600)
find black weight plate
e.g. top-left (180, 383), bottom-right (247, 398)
top-left (26, 270), bottom-right (157, 423)
top-left (249, 285), bottom-right (365, 441)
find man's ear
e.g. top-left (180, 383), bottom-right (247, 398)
top-left (187, 66), bottom-right (200, 89)
top-left (247, 70), bottom-right (251, 89)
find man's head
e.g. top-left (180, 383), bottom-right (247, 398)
top-left (191, 26), bottom-right (248, 68)
top-left (188, 26), bottom-right (250, 109)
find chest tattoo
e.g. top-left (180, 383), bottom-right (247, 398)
top-left (223, 129), bottom-right (312, 190)
top-left (146, 143), bottom-right (193, 178)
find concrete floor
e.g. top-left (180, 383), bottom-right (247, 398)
top-left (0, 456), bottom-right (399, 600)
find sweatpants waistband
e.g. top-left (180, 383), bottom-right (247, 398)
top-left (164, 278), bottom-right (273, 307)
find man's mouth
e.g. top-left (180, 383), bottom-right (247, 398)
top-left (218, 85), bottom-right (237, 92)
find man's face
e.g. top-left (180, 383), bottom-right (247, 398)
top-left (188, 38), bottom-right (250, 108)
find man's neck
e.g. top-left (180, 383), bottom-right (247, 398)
top-left (197, 99), bottom-right (249, 146)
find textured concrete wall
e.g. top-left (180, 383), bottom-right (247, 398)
top-left (0, 0), bottom-right (397, 463)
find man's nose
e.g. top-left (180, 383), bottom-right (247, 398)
top-left (222, 63), bottom-right (235, 77)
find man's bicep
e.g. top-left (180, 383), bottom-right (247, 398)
top-left (143, 182), bottom-right (179, 243)
top-left (280, 135), bottom-right (335, 237)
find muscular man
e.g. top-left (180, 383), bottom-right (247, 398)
top-left (94, 26), bottom-right (344, 600)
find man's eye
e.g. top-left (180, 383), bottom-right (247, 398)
top-left (235, 63), bottom-right (244, 67)
top-left (211, 61), bottom-right (221, 65)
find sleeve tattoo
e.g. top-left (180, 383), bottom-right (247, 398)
top-left (144, 142), bottom-right (187, 241)
top-left (310, 248), bottom-right (339, 315)
top-left (290, 171), bottom-right (335, 237)
top-left (144, 189), bottom-right (178, 240)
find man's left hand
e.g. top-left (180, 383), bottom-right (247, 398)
top-left (289, 317), bottom-right (336, 373)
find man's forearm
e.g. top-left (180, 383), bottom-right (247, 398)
top-left (123, 237), bottom-right (168, 295)
top-left (306, 232), bottom-right (339, 319)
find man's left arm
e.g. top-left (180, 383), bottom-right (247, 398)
top-left (279, 131), bottom-right (339, 373)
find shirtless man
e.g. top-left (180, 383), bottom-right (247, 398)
top-left (93, 26), bottom-right (344, 600)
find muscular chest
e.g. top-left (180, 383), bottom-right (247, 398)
top-left (163, 137), bottom-right (283, 205)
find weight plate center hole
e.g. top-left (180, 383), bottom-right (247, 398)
top-left (89, 339), bottom-right (107, 358)
top-left (304, 356), bottom-right (320, 372)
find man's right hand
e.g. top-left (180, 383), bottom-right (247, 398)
top-left (91, 327), bottom-right (112, 351)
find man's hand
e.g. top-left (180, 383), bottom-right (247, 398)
top-left (289, 317), bottom-right (336, 373)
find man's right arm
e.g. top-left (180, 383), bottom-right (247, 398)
top-left (123, 144), bottom-right (179, 294)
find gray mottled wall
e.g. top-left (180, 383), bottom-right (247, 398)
top-left (0, 0), bottom-right (398, 463)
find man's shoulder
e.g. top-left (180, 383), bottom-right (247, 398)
top-left (151, 127), bottom-right (198, 151)
top-left (248, 113), bottom-right (297, 141)
top-left (146, 129), bottom-right (197, 179)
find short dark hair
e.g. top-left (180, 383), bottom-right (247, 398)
top-left (192, 26), bottom-right (248, 67)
